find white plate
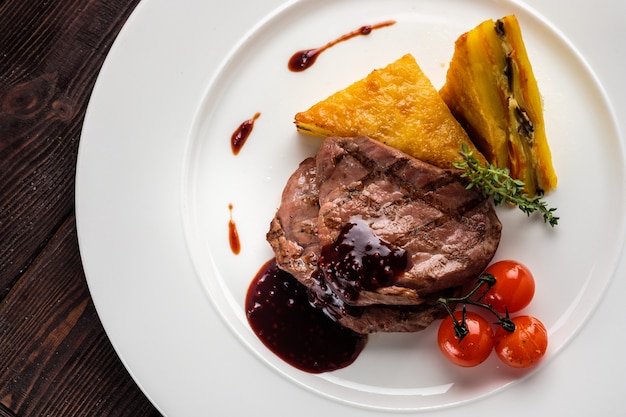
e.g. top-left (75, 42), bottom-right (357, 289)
top-left (76, 0), bottom-right (626, 415)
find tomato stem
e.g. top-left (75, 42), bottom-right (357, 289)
top-left (440, 299), bottom-right (469, 340)
top-left (437, 273), bottom-right (517, 338)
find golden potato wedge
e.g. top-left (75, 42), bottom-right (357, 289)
top-left (295, 54), bottom-right (485, 169)
top-left (440, 15), bottom-right (557, 195)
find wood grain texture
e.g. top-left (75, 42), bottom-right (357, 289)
top-left (0, 217), bottom-right (161, 416)
top-left (0, 0), bottom-right (139, 297)
top-left (0, 403), bottom-right (17, 417)
top-left (0, 0), bottom-right (162, 415)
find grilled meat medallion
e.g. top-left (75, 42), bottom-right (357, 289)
top-left (267, 136), bottom-right (502, 333)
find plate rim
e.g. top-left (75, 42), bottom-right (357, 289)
top-left (76, 0), bottom-right (626, 415)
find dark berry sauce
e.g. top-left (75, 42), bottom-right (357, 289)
top-left (318, 218), bottom-right (411, 303)
top-left (245, 259), bottom-right (367, 373)
top-left (288, 20), bottom-right (396, 72)
top-left (231, 112), bottom-right (260, 155)
top-left (228, 203), bottom-right (240, 255)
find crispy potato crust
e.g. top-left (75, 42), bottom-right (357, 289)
top-left (295, 54), bottom-right (485, 169)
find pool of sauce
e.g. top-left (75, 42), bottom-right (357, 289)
top-left (245, 220), bottom-right (415, 373)
top-left (245, 259), bottom-right (367, 373)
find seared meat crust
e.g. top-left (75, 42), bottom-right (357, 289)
top-left (267, 136), bottom-right (501, 333)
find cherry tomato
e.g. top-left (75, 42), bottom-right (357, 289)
top-left (482, 260), bottom-right (535, 314)
top-left (437, 310), bottom-right (494, 367)
top-left (493, 315), bottom-right (548, 368)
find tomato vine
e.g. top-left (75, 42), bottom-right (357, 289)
top-left (436, 260), bottom-right (548, 368)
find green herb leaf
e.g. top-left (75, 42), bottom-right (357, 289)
top-left (453, 143), bottom-right (559, 227)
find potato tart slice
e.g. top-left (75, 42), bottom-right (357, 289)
top-left (294, 54), bottom-right (485, 169)
top-left (439, 15), bottom-right (557, 196)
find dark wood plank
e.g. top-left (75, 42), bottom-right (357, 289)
top-left (0, 403), bottom-right (17, 417)
top-left (0, 0), bottom-right (140, 298)
top-left (0, 0), bottom-right (163, 415)
top-left (0, 216), bottom-right (161, 417)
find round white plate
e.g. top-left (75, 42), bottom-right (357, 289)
top-left (76, 0), bottom-right (626, 415)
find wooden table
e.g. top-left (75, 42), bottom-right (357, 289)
top-left (0, 1), bottom-right (162, 415)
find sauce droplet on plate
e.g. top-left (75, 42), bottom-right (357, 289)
top-left (231, 112), bottom-right (261, 155)
top-left (288, 20), bottom-right (396, 72)
top-left (228, 203), bottom-right (241, 255)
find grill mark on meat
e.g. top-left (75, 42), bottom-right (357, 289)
top-left (322, 143), bottom-right (489, 247)
top-left (333, 143), bottom-right (485, 219)
top-left (267, 136), bottom-right (501, 333)
top-left (315, 137), bottom-right (500, 305)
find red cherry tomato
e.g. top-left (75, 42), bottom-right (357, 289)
top-left (437, 310), bottom-right (494, 367)
top-left (482, 260), bottom-right (535, 314)
top-left (493, 315), bottom-right (548, 368)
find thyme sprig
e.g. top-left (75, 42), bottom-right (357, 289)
top-left (453, 143), bottom-right (559, 227)
top-left (438, 274), bottom-right (515, 342)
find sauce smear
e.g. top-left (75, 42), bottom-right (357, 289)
top-left (288, 20), bottom-right (396, 72)
top-left (231, 112), bottom-right (261, 155)
top-left (246, 259), bottom-right (367, 373)
top-left (319, 218), bottom-right (411, 303)
top-left (228, 203), bottom-right (241, 255)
